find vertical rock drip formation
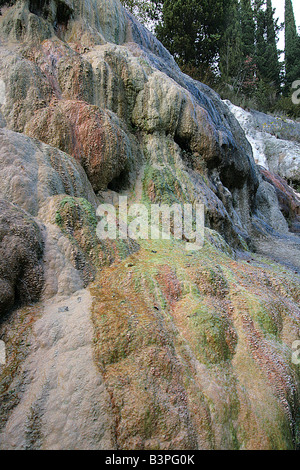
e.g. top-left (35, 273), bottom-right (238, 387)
top-left (0, 0), bottom-right (299, 450)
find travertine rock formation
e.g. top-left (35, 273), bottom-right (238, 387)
top-left (259, 166), bottom-right (300, 234)
top-left (0, 199), bottom-right (44, 315)
top-left (224, 100), bottom-right (300, 189)
top-left (0, 0), bottom-right (299, 451)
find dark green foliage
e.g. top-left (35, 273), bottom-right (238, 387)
top-left (218, 0), bottom-right (295, 115)
top-left (240, 0), bottom-right (255, 58)
top-left (154, 0), bottom-right (229, 67)
top-left (219, 0), bottom-right (243, 83)
top-left (284, 0), bottom-right (300, 92)
top-left (255, 0), bottom-right (281, 89)
top-left (254, 0), bottom-right (281, 109)
top-left (265, 0), bottom-right (281, 89)
top-left (273, 95), bottom-right (300, 119)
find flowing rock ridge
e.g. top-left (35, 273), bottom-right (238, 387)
top-left (0, 0), bottom-right (299, 450)
top-left (224, 100), bottom-right (300, 190)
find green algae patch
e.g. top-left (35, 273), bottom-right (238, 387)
top-left (89, 237), bottom-right (300, 450)
top-left (53, 195), bottom-right (140, 285)
top-left (142, 164), bottom-right (187, 206)
top-left (188, 306), bottom-right (237, 364)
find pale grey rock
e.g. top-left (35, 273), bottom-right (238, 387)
top-left (0, 128), bottom-right (97, 217)
top-left (0, 290), bottom-right (116, 450)
top-left (255, 180), bottom-right (289, 234)
top-left (224, 100), bottom-right (300, 186)
top-left (41, 220), bottom-right (86, 299)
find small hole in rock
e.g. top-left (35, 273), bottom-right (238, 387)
top-left (107, 169), bottom-right (131, 193)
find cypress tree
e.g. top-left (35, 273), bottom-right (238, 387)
top-left (219, 0), bottom-right (243, 83)
top-left (255, 6), bottom-right (267, 79)
top-left (155, 0), bottom-right (228, 68)
top-left (285, 0), bottom-right (300, 90)
top-left (265, 0), bottom-right (281, 89)
top-left (255, 0), bottom-right (281, 90)
top-left (240, 0), bottom-right (256, 58)
top-left (238, 0), bottom-right (257, 97)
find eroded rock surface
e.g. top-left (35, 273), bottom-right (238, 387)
top-left (0, 199), bottom-right (44, 316)
top-left (0, 0), bottom-right (299, 451)
top-left (259, 167), bottom-right (300, 234)
top-left (224, 100), bottom-right (300, 189)
top-left (0, 290), bottom-right (116, 450)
